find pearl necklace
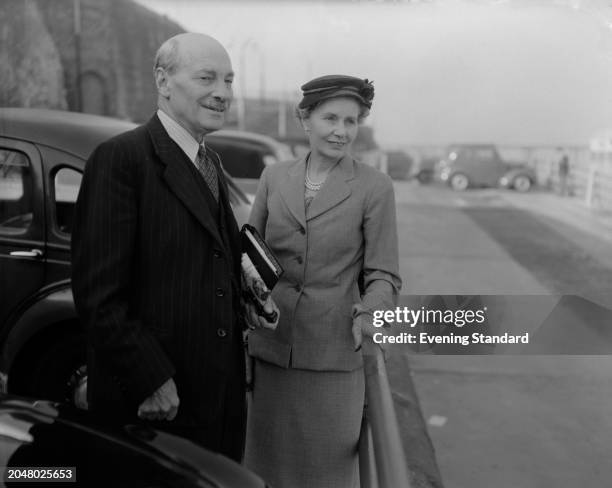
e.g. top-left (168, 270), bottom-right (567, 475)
top-left (305, 160), bottom-right (331, 191)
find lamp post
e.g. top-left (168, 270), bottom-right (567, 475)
top-left (73, 0), bottom-right (82, 112)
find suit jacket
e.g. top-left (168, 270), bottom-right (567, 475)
top-left (248, 154), bottom-right (402, 371)
top-left (71, 114), bottom-right (245, 454)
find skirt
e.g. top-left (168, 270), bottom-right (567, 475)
top-left (244, 359), bottom-right (365, 488)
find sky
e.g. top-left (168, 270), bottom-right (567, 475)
top-left (135, 0), bottom-right (612, 147)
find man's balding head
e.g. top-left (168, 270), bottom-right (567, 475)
top-left (154, 33), bottom-right (227, 76)
top-left (154, 33), bottom-right (234, 139)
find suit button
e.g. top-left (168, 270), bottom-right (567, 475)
top-left (216, 288), bottom-right (225, 297)
top-left (296, 256), bottom-right (303, 264)
top-left (217, 328), bottom-right (227, 338)
top-left (213, 250), bottom-right (222, 258)
top-left (294, 283), bottom-right (302, 292)
top-left (298, 226), bottom-right (305, 235)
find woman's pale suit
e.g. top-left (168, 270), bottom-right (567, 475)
top-left (245, 154), bottom-right (401, 488)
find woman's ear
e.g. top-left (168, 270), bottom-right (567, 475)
top-left (300, 119), bottom-right (311, 134)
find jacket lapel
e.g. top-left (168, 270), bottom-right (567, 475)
top-left (306, 154), bottom-right (354, 221)
top-left (145, 115), bottom-right (225, 249)
top-left (278, 157), bottom-right (307, 228)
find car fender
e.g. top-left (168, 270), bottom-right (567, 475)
top-left (502, 167), bottom-right (535, 181)
top-left (0, 282), bottom-right (77, 376)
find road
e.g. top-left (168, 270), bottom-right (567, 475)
top-left (391, 181), bottom-right (612, 488)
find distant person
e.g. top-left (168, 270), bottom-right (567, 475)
top-left (71, 33), bottom-right (247, 460)
top-left (244, 75), bottom-right (402, 488)
top-left (558, 148), bottom-right (570, 196)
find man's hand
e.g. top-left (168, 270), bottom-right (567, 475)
top-left (137, 378), bottom-right (179, 421)
top-left (243, 298), bottom-right (279, 330)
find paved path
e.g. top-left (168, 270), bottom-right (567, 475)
top-left (390, 181), bottom-right (612, 488)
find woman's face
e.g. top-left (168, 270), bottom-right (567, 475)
top-left (303, 97), bottom-right (360, 162)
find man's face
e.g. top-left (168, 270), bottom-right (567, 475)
top-left (158, 43), bottom-right (234, 139)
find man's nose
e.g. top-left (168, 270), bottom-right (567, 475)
top-left (212, 79), bottom-right (232, 100)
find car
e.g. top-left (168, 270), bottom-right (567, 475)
top-left (0, 393), bottom-right (267, 487)
top-left (0, 108), bottom-right (251, 407)
top-left (385, 150), bottom-right (414, 181)
top-left (438, 144), bottom-right (536, 192)
top-left (207, 130), bottom-right (294, 195)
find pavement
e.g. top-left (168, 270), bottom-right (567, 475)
top-left (388, 183), bottom-right (612, 488)
top-left (499, 189), bottom-right (612, 244)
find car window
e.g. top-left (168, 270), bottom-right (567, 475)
top-left (208, 139), bottom-right (268, 179)
top-left (0, 149), bottom-right (33, 234)
top-left (473, 148), bottom-right (496, 160)
top-left (54, 168), bottom-right (82, 235)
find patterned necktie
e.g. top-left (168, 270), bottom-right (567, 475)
top-left (195, 145), bottom-right (219, 202)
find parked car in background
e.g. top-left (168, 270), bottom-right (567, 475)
top-left (208, 130), bottom-right (293, 195)
top-left (0, 394), bottom-right (267, 487)
top-left (411, 155), bottom-right (440, 184)
top-left (438, 144), bottom-right (536, 192)
top-left (0, 108), bottom-right (252, 408)
top-left (385, 150), bottom-right (414, 180)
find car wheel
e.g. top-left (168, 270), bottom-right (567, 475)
top-left (513, 175), bottom-right (532, 192)
top-left (450, 173), bottom-right (469, 191)
top-left (21, 332), bottom-right (87, 406)
top-left (417, 171), bottom-right (431, 184)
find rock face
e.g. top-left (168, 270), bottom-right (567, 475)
top-left (0, 0), bottom-right (67, 110)
top-left (0, 0), bottom-right (184, 122)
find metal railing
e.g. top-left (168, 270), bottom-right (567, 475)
top-left (359, 339), bottom-right (412, 488)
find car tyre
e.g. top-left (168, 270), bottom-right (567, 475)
top-left (513, 175), bottom-right (532, 193)
top-left (450, 173), bottom-right (469, 191)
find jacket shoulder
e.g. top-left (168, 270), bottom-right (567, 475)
top-left (353, 159), bottom-right (394, 190)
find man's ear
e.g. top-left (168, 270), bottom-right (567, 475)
top-left (155, 68), bottom-right (171, 98)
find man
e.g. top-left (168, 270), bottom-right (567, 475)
top-left (71, 33), bottom-right (245, 460)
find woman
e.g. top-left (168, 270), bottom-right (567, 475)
top-left (244, 75), bottom-right (402, 488)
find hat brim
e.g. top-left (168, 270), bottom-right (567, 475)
top-left (299, 88), bottom-right (371, 109)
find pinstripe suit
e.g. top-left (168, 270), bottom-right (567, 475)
top-left (71, 114), bottom-right (245, 460)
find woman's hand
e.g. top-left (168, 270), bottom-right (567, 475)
top-left (351, 312), bottom-right (378, 351)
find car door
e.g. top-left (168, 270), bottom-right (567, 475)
top-left (0, 138), bottom-right (46, 327)
top-left (39, 146), bottom-right (84, 285)
top-left (474, 147), bottom-right (499, 186)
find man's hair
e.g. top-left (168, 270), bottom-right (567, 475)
top-left (154, 37), bottom-right (181, 75)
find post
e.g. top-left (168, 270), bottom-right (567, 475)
top-left (73, 0), bottom-right (82, 112)
top-left (361, 339), bottom-right (413, 487)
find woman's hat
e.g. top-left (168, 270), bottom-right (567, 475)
top-left (298, 75), bottom-right (374, 109)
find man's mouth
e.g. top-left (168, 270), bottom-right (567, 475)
top-left (328, 140), bottom-right (347, 147)
top-left (202, 104), bottom-right (226, 113)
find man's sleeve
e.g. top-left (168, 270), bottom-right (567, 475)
top-left (71, 139), bottom-right (175, 405)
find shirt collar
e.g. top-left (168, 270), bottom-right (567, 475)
top-left (157, 109), bottom-right (204, 162)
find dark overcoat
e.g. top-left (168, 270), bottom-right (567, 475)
top-left (71, 114), bottom-right (245, 460)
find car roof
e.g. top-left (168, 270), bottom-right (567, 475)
top-left (209, 129), bottom-right (285, 147)
top-left (0, 108), bottom-right (137, 160)
top-left (0, 395), bottom-right (265, 487)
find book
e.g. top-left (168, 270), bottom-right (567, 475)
top-left (240, 224), bottom-right (283, 324)
top-left (240, 224), bottom-right (283, 290)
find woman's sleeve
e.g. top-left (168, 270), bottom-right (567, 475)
top-left (358, 174), bottom-right (403, 314)
top-left (248, 165), bottom-right (270, 237)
